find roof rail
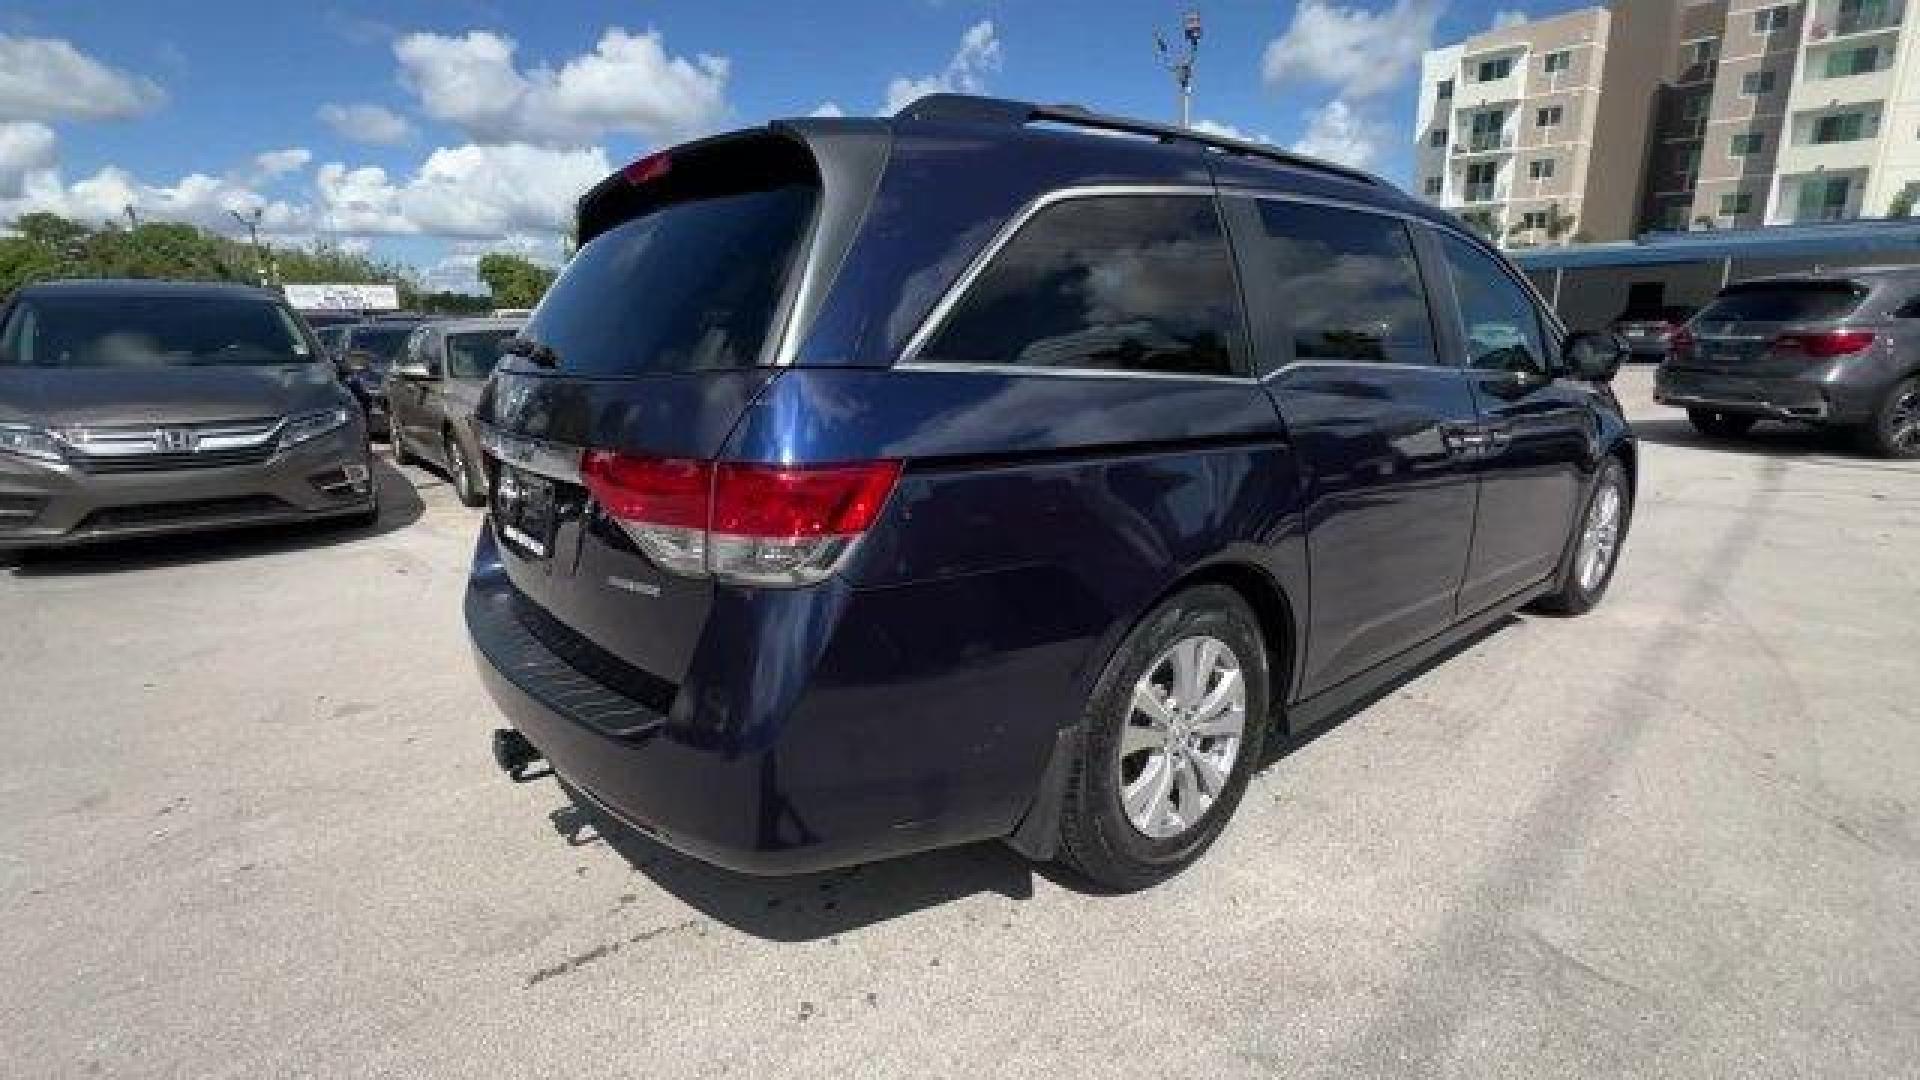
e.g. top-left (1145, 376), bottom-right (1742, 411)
top-left (896, 93), bottom-right (1381, 188)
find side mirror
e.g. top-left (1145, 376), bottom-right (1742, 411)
top-left (1565, 331), bottom-right (1629, 383)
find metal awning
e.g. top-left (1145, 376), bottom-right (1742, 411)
top-left (1509, 219), bottom-right (1920, 271)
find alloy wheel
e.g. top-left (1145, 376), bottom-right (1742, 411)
top-left (1576, 480), bottom-right (1623, 593)
top-left (1887, 388), bottom-right (1920, 453)
top-left (1117, 634), bottom-right (1246, 840)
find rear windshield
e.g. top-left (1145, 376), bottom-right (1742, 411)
top-left (0, 294), bottom-right (315, 369)
top-left (522, 143), bottom-right (818, 377)
top-left (1696, 282), bottom-right (1864, 323)
top-left (345, 324), bottom-right (417, 369)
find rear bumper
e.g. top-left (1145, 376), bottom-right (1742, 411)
top-left (465, 527), bottom-right (1074, 875)
top-left (0, 426), bottom-right (374, 550)
top-left (1654, 365), bottom-right (1881, 424)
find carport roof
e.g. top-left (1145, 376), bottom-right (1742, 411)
top-left (1509, 219), bottom-right (1920, 272)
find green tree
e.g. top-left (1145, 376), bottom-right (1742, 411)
top-left (1891, 183), bottom-right (1918, 219)
top-left (476, 252), bottom-right (556, 308)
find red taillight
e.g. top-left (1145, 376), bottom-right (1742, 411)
top-left (581, 451), bottom-right (710, 529)
top-left (1772, 330), bottom-right (1876, 358)
top-left (578, 452), bottom-right (901, 585)
top-left (622, 151), bottom-right (672, 185)
top-left (713, 461), bottom-right (903, 539)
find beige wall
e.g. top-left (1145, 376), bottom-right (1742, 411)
top-left (1583, 0), bottom-right (1688, 240)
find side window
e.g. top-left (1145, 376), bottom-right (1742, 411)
top-left (1895, 292), bottom-right (1920, 319)
top-left (1241, 200), bottom-right (1440, 370)
top-left (917, 194), bottom-right (1245, 377)
top-left (1438, 232), bottom-right (1549, 374)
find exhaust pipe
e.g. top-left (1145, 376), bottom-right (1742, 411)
top-left (492, 728), bottom-right (542, 779)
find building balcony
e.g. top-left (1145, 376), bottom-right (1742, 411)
top-left (1453, 132), bottom-right (1516, 155)
top-left (1806, 1), bottom-right (1905, 40)
top-left (1461, 182), bottom-right (1510, 204)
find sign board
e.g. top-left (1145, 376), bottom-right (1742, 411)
top-left (283, 282), bottom-right (400, 311)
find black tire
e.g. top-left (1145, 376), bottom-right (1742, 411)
top-left (1531, 456), bottom-right (1629, 617)
top-left (1687, 408), bottom-right (1758, 439)
top-left (446, 431), bottom-right (486, 508)
top-left (1862, 377), bottom-right (1920, 460)
top-left (1057, 583), bottom-right (1273, 891)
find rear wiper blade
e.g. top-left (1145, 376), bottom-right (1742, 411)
top-left (501, 336), bottom-right (560, 369)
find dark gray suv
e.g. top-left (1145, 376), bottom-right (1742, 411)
top-left (0, 279), bottom-right (377, 552)
top-left (1656, 267), bottom-right (1920, 458)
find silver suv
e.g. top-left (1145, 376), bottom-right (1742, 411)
top-left (0, 279), bottom-right (377, 552)
top-left (1655, 267), bottom-right (1920, 458)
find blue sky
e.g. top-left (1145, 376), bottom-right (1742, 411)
top-left (1, 1), bottom-right (1582, 290)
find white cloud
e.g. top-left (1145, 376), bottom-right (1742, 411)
top-left (7, 163), bottom-right (306, 235)
top-left (809, 101), bottom-right (846, 118)
top-left (1291, 99), bottom-right (1382, 169)
top-left (394, 28), bottom-right (729, 146)
top-left (0, 121), bottom-right (56, 198)
top-left (1261, 0), bottom-right (1441, 100)
top-left (884, 20), bottom-right (1003, 113)
top-left (318, 102), bottom-right (413, 145)
top-left (1491, 10), bottom-right (1530, 30)
top-left (422, 233), bottom-right (561, 293)
top-left (1192, 119), bottom-right (1245, 140)
top-left (252, 147), bottom-right (312, 179)
top-left (314, 142), bottom-right (611, 238)
top-left (0, 35), bottom-right (166, 122)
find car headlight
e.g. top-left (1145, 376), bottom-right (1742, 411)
top-left (279, 408), bottom-right (351, 449)
top-left (0, 423), bottom-right (65, 463)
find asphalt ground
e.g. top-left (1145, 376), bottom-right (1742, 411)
top-left (4, 367), bottom-right (1917, 1078)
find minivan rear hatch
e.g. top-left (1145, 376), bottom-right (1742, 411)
top-left (478, 131), bottom-right (821, 696)
top-left (1682, 279), bottom-right (1868, 375)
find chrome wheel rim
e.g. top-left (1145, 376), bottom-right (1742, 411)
top-left (1118, 634), bottom-right (1246, 840)
top-left (1576, 480), bottom-right (1622, 593)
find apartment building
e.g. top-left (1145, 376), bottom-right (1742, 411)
top-left (1413, 0), bottom-right (1920, 245)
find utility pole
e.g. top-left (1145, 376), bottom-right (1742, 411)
top-left (122, 204), bottom-right (139, 229)
top-left (1154, 10), bottom-right (1203, 128)
top-left (230, 207), bottom-right (268, 286)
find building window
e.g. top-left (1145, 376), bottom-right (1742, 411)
top-left (1519, 210), bottom-right (1550, 231)
top-left (1752, 5), bottom-right (1793, 34)
top-left (1823, 46), bottom-right (1882, 79)
top-left (1741, 69), bottom-right (1776, 95)
top-left (1731, 130), bottom-right (1765, 156)
top-left (1719, 190), bottom-right (1754, 216)
top-left (1424, 176), bottom-right (1444, 197)
top-left (1796, 175), bottom-right (1853, 221)
top-left (1429, 128), bottom-right (1448, 147)
top-left (1813, 111), bottom-right (1869, 144)
top-left (1536, 105), bottom-right (1564, 128)
top-left (1543, 50), bottom-right (1571, 74)
top-left (1476, 56), bottom-right (1514, 82)
top-left (1464, 161), bottom-right (1499, 203)
top-left (1437, 78), bottom-right (1454, 98)
top-left (1683, 39), bottom-right (1718, 81)
top-left (1528, 158), bottom-right (1555, 180)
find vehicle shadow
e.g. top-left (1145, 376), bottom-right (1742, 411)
top-left (1630, 416), bottom-right (1867, 460)
top-left (544, 777), bottom-right (1037, 943)
top-left (5, 457), bottom-right (426, 577)
top-left (529, 613), bottom-right (1531, 938)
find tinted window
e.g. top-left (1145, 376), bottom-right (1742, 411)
top-left (345, 324), bottom-right (416, 368)
top-left (447, 329), bottom-right (519, 379)
top-left (1244, 201), bottom-right (1439, 369)
top-left (1696, 282), bottom-right (1865, 323)
top-left (1438, 233), bottom-right (1548, 374)
top-left (1894, 292), bottom-right (1920, 319)
top-left (919, 195), bottom-right (1244, 377)
top-left (0, 294), bottom-right (314, 369)
top-left (524, 184), bottom-right (814, 376)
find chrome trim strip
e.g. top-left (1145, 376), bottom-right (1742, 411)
top-left (897, 183), bottom-right (1219, 364)
top-left (891, 360), bottom-right (1254, 386)
top-left (473, 421), bottom-right (584, 484)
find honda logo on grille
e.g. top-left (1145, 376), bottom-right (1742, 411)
top-left (154, 428), bottom-right (199, 453)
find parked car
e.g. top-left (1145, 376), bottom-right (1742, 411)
top-left (329, 319), bottom-right (424, 439)
top-left (1610, 305), bottom-right (1697, 363)
top-left (466, 95), bottom-right (1636, 890)
top-left (0, 279), bottom-right (377, 552)
top-left (388, 317), bottom-right (523, 506)
top-left (1656, 268), bottom-right (1920, 457)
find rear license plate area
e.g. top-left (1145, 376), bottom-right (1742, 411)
top-left (495, 465), bottom-right (557, 560)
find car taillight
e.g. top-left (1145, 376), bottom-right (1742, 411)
top-left (1668, 325), bottom-right (1696, 360)
top-left (580, 451), bottom-right (901, 586)
top-left (1772, 330), bottom-right (1876, 359)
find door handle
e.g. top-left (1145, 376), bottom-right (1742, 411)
top-left (1442, 424), bottom-right (1510, 459)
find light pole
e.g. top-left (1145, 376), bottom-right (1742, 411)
top-left (230, 207), bottom-right (268, 286)
top-left (1155, 10), bottom-right (1203, 128)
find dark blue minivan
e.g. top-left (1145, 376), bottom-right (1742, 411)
top-left (467, 95), bottom-right (1635, 890)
